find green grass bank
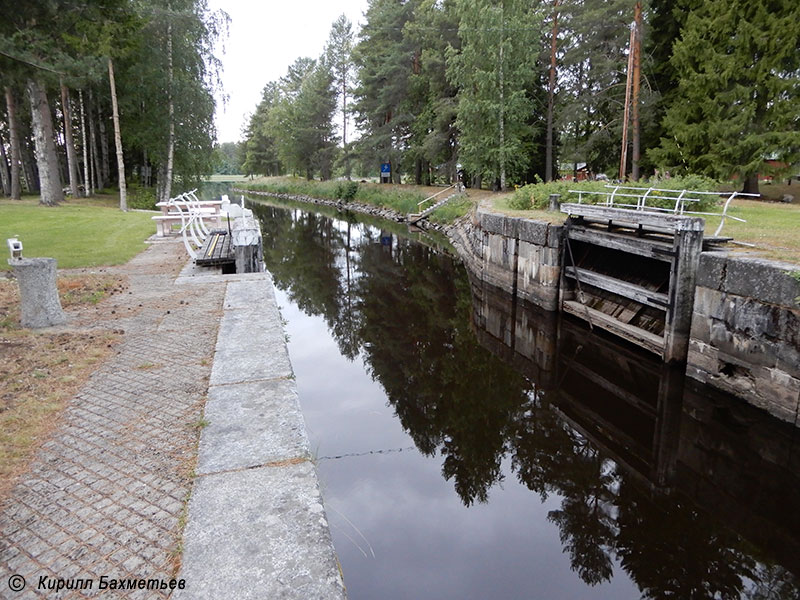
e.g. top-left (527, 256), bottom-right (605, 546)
top-left (0, 197), bottom-right (155, 271)
top-left (237, 177), bottom-right (474, 224)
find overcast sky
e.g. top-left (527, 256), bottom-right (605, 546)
top-left (207, 0), bottom-right (369, 144)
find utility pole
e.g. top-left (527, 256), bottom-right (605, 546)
top-left (545, 0), bottom-right (560, 182)
top-left (619, 19), bottom-right (636, 181)
top-left (631, 2), bottom-right (642, 181)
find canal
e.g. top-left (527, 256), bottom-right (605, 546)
top-left (249, 197), bottom-right (800, 600)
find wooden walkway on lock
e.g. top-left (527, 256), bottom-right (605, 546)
top-left (195, 230), bottom-right (234, 267)
top-left (559, 203), bottom-right (707, 364)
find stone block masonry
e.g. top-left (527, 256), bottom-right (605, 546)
top-left (0, 240), bottom-right (226, 600)
top-left (449, 206), bottom-right (563, 311)
top-left (0, 239), bottom-right (345, 600)
top-left (688, 252), bottom-right (800, 426)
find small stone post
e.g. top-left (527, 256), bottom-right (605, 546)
top-left (8, 257), bottom-right (67, 328)
top-left (548, 193), bottom-right (561, 212)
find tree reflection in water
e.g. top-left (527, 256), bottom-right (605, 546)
top-left (252, 200), bottom-right (800, 599)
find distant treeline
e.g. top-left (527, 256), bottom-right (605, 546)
top-left (239, 0), bottom-right (799, 194)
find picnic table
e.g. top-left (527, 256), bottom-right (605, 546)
top-left (152, 197), bottom-right (224, 237)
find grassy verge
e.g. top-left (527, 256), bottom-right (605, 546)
top-left (0, 197), bottom-right (155, 270)
top-left (0, 275), bottom-right (124, 497)
top-left (239, 176), bottom-right (477, 223)
top-left (704, 200), bottom-right (800, 263)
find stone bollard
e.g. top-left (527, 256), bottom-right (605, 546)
top-left (8, 257), bottom-right (67, 328)
top-left (548, 193), bottom-right (561, 212)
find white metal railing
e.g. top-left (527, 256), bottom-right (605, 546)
top-left (416, 183), bottom-right (460, 213)
top-left (568, 185), bottom-right (758, 236)
top-left (167, 189), bottom-right (216, 259)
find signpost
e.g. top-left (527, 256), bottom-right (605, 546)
top-left (380, 162), bottom-right (391, 184)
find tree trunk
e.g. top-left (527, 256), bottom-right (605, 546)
top-left (60, 82), bottom-right (81, 198)
top-left (79, 91), bottom-right (93, 196)
top-left (26, 79), bottom-right (64, 206)
top-left (163, 22), bottom-right (176, 202)
top-left (5, 87), bottom-right (22, 199)
top-left (0, 137), bottom-right (11, 196)
top-left (742, 174), bottom-right (759, 196)
top-left (108, 58), bottom-right (127, 210)
top-left (21, 135), bottom-right (39, 193)
top-left (88, 90), bottom-right (104, 190)
top-left (342, 67), bottom-right (349, 180)
top-left (98, 108), bottom-right (110, 184)
top-left (545, 0), bottom-right (559, 183)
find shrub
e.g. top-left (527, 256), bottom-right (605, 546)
top-left (335, 180), bottom-right (359, 201)
top-left (511, 175), bottom-right (723, 213)
top-left (127, 185), bottom-right (157, 210)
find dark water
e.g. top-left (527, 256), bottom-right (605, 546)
top-left (250, 198), bottom-right (800, 600)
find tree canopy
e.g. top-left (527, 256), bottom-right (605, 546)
top-left (0, 0), bottom-right (227, 205)
top-left (238, 0), bottom-right (798, 193)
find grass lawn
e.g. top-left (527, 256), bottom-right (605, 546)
top-left (705, 200), bottom-right (800, 263)
top-left (205, 174), bottom-right (250, 183)
top-left (0, 195), bottom-right (155, 271)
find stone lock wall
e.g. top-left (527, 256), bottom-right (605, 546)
top-left (451, 209), bottom-right (800, 428)
top-left (688, 253), bottom-right (800, 425)
top-left (450, 208), bottom-right (563, 311)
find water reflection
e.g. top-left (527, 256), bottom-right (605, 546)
top-left (251, 199), bottom-right (800, 599)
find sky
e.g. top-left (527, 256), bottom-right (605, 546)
top-left (207, 0), bottom-right (369, 144)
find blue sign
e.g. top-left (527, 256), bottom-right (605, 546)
top-left (381, 163), bottom-right (391, 174)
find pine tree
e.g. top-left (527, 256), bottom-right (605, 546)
top-left (651, 0), bottom-right (800, 193)
top-left (326, 15), bottom-right (354, 178)
top-left (352, 0), bottom-right (417, 181)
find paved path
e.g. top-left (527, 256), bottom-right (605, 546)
top-left (0, 240), bottom-right (226, 598)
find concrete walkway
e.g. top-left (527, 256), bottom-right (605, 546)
top-left (0, 239), bottom-right (344, 599)
top-left (173, 268), bottom-right (346, 599)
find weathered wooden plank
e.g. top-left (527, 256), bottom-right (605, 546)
top-left (562, 300), bottom-right (664, 356)
top-left (196, 231), bottom-right (235, 267)
top-left (565, 226), bottom-right (674, 262)
top-left (561, 203), bottom-right (705, 232)
top-left (663, 228), bottom-right (703, 364)
top-left (564, 266), bottom-right (669, 311)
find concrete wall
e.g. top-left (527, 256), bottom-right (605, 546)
top-left (688, 253), bottom-right (800, 426)
top-left (450, 208), bottom-right (563, 311)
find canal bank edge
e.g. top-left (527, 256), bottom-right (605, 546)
top-left (240, 189), bottom-right (800, 427)
top-left (174, 269), bottom-right (346, 599)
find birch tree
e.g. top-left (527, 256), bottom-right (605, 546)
top-left (447, 0), bottom-right (544, 189)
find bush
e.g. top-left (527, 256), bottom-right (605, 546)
top-left (512, 175), bottom-right (723, 213)
top-left (335, 180), bottom-right (359, 201)
top-left (127, 185), bottom-right (157, 210)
